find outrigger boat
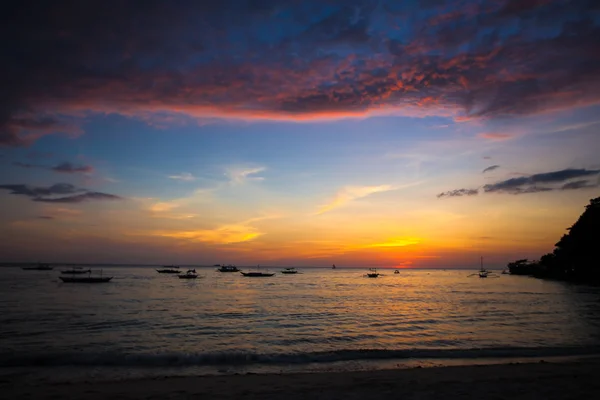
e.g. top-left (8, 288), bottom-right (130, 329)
top-left (217, 265), bottom-right (240, 272)
top-left (366, 268), bottom-right (380, 278)
top-left (468, 257), bottom-right (499, 278)
top-left (59, 269), bottom-right (112, 283)
top-left (280, 268), bottom-right (298, 274)
top-left (22, 263), bottom-right (53, 271)
top-left (60, 267), bottom-right (91, 275)
top-left (156, 265), bottom-right (181, 273)
top-left (240, 265), bottom-right (275, 277)
top-left (178, 269), bottom-right (199, 279)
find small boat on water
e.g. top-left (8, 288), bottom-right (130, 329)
top-left (468, 257), bottom-right (498, 278)
top-left (217, 265), bottom-right (240, 272)
top-left (178, 269), bottom-right (199, 279)
top-left (501, 269), bottom-right (509, 275)
top-left (281, 268), bottom-right (298, 274)
top-left (240, 265), bottom-right (275, 277)
top-left (22, 263), bottom-right (53, 271)
top-left (332, 264), bottom-right (336, 269)
top-left (59, 270), bottom-right (112, 283)
top-left (156, 265), bottom-right (181, 273)
top-left (367, 268), bottom-right (380, 278)
top-left (60, 267), bottom-right (91, 275)
top-left (394, 270), bottom-right (400, 274)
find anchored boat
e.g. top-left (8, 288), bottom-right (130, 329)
top-left (59, 270), bottom-right (112, 283)
top-left (156, 266), bottom-right (181, 273)
top-left (22, 263), bottom-right (53, 271)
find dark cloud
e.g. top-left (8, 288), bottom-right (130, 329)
top-left (483, 168), bottom-right (600, 193)
top-left (561, 180), bottom-right (598, 190)
top-left (482, 165), bottom-right (500, 173)
top-left (51, 162), bottom-right (94, 174)
top-left (437, 188), bottom-right (479, 198)
top-left (439, 168), bottom-right (600, 197)
top-left (27, 151), bottom-right (54, 160)
top-left (37, 216), bottom-right (54, 220)
top-left (0, 183), bottom-right (122, 203)
top-left (1, 0), bottom-right (600, 144)
top-left (13, 162), bottom-right (37, 169)
top-left (13, 161), bottom-right (93, 174)
top-left (33, 192), bottom-right (122, 203)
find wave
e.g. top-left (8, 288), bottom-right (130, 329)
top-left (2, 346), bottom-right (599, 368)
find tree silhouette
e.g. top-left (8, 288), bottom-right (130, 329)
top-left (508, 196), bottom-right (600, 282)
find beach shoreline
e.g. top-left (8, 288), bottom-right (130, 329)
top-left (5, 358), bottom-right (600, 399)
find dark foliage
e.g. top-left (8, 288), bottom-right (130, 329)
top-left (508, 197), bottom-right (600, 283)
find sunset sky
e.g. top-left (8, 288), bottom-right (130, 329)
top-left (1, 0), bottom-right (599, 267)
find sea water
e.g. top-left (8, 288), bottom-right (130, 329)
top-left (1, 266), bottom-right (599, 383)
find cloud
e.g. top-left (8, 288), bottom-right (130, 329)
top-left (152, 216), bottom-right (269, 244)
top-left (441, 168), bottom-right (600, 198)
top-left (437, 188), bottom-right (479, 198)
top-left (2, 1), bottom-right (600, 144)
top-left (52, 162), bottom-right (94, 174)
top-left (561, 180), bottom-right (598, 190)
top-left (482, 165), bottom-right (500, 173)
top-left (364, 237), bottom-right (421, 248)
top-left (33, 192), bottom-right (121, 203)
top-left (227, 167), bottom-right (266, 184)
top-left (0, 183), bottom-right (122, 203)
top-left (483, 168), bottom-right (600, 194)
top-left (37, 216), bottom-right (54, 220)
top-left (478, 133), bottom-right (513, 140)
top-left (168, 172), bottom-right (196, 181)
top-left (317, 184), bottom-right (395, 214)
top-left (13, 161), bottom-right (93, 174)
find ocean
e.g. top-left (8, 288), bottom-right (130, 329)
top-left (1, 266), bottom-right (600, 383)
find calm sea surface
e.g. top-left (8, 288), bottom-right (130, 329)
top-left (1, 266), bottom-right (600, 382)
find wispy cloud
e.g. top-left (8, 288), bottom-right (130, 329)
top-left (52, 162), bottom-right (93, 174)
top-left (0, 183), bottom-right (122, 203)
top-left (482, 165), bottom-right (500, 173)
top-left (168, 172), bottom-right (196, 181)
top-left (150, 216), bottom-right (277, 244)
top-left (227, 166), bottom-right (266, 184)
top-left (317, 184), bottom-right (394, 214)
top-left (13, 161), bottom-right (93, 174)
top-left (478, 133), bottom-right (513, 141)
top-left (437, 188), bottom-right (479, 198)
top-left (364, 237), bottom-right (421, 248)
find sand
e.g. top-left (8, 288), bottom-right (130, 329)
top-left (4, 359), bottom-right (600, 399)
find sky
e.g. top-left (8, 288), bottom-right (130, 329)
top-left (1, 0), bottom-right (599, 268)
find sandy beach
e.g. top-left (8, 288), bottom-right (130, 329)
top-left (4, 359), bottom-right (600, 399)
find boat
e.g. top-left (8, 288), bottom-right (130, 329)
top-left (217, 265), bottom-right (240, 272)
top-left (60, 267), bottom-right (91, 274)
top-left (394, 270), bottom-right (400, 274)
top-left (156, 265), bottom-right (181, 273)
top-left (240, 265), bottom-right (275, 277)
top-left (22, 263), bottom-right (53, 270)
top-left (178, 269), bottom-right (199, 279)
top-left (501, 269), bottom-right (509, 275)
top-left (59, 270), bottom-right (112, 283)
top-left (332, 264), bottom-right (336, 269)
top-left (367, 268), bottom-right (380, 278)
top-left (280, 268), bottom-right (298, 274)
top-left (468, 257), bottom-right (497, 278)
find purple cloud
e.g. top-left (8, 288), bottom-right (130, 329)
top-left (0, 1), bottom-right (599, 145)
top-left (0, 183), bottom-right (122, 203)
